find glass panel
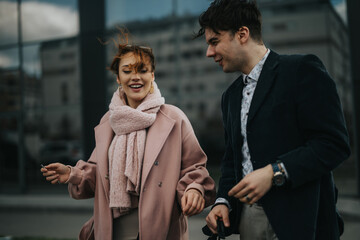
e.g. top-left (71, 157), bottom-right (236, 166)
top-left (0, 46), bottom-right (20, 188)
top-left (0, 0), bottom-right (80, 190)
top-left (177, 0), bottom-right (210, 16)
top-left (331, 0), bottom-right (347, 24)
top-left (0, 49), bottom-right (20, 113)
top-left (21, 44), bottom-right (42, 185)
top-left (21, 39), bottom-right (82, 186)
top-left (41, 36), bottom-right (82, 175)
top-left (24, 108), bottom-right (83, 186)
top-left (0, 66), bottom-right (20, 188)
top-left (0, 47), bottom-right (19, 70)
top-left (22, 44), bottom-right (41, 110)
top-left (23, 44), bottom-right (41, 78)
top-left (21, 0), bottom-right (78, 42)
top-left (0, 115), bottom-right (19, 188)
top-left (0, 0), bottom-right (18, 46)
top-left (106, 0), bottom-right (172, 27)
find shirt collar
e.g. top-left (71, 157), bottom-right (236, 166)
top-left (242, 49), bottom-right (271, 84)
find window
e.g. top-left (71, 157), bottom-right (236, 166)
top-left (0, 0), bottom-right (80, 190)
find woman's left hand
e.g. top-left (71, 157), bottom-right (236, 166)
top-left (181, 189), bottom-right (205, 217)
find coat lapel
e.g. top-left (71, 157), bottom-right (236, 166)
top-left (228, 76), bottom-right (244, 146)
top-left (94, 113), bottom-right (114, 201)
top-left (141, 110), bottom-right (175, 189)
top-left (92, 110), bottom-right (175, 198)
top-left (247, 51), bottom-right (279, 124)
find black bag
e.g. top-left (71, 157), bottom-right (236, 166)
top-left (202, 219), bottom-right (228, 239)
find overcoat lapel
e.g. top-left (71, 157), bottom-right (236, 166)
top-left (141, 111), bottom-right (175, 189)
top-left (91, 110), bottom-right (175, 200)
top-left (94, 116), bottom-right (114, 202)
top-left (247, 51), bottom-right (279, 124)
top-left (228, 76), bottom-right (244, 146)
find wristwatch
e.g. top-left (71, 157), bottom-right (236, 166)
top-left (272, 162), bottom-right (286, 187)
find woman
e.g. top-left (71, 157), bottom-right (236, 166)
top-left (41, 37), bottom-right (216, 240)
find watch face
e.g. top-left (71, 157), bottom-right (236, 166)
top-left (273, 173), bottom-right (285, 186)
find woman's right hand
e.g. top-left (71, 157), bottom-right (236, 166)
top-left (41, 163), bottom-right (71, 184)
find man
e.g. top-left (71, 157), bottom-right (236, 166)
top-left (196, 0), bottom-right (351, 239)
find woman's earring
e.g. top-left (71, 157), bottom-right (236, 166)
top-left (149, 82), bottom-right (154, 94)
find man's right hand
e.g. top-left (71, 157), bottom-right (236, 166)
top-left (205, 204), bottom-right (230, 233)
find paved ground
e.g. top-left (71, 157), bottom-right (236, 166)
top-left (0, 192), bottom-right (359, 240)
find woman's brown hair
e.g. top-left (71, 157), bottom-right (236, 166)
top-left (109, 29), bottom-right (155, 76)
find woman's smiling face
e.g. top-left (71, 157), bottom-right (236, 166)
top-left (117, 52), bottom-right (155, 109)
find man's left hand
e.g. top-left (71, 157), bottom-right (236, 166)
top-left (228, 164), bottom-right (273, 205)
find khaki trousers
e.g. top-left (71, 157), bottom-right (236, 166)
top-left (113, 208), bottom-right (139, 240)
top-left (238, 203), bottom-right (278, 240)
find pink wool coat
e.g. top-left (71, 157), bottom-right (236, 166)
top-left (67, 104), bottom-right (216, 240)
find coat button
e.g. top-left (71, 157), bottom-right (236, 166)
top-left (158, 182), bottom-right (162, 187)
top-left (105, 174), bottom-right (109, 179)
top-left (154, 161), bottom-right (159, 166)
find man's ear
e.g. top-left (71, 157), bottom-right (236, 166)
top-left (237, 26), bottom-right (250, 43)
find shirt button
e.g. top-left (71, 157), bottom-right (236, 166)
top-left (158, 182), bottom-right (162, 187)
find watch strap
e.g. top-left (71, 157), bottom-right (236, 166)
top-left (272, 162), bottom-right (280, 173)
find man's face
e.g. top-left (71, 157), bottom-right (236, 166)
top-left (205, 28), bottom-right (244, 73)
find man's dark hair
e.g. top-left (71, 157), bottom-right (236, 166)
top-left (195, 0), bottom-right (262, 42)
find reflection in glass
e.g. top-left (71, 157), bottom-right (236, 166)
top-left (0, 58), bottom-right (20, 113)
top-left (177, 0), bottom-right (210, 16)
top-left (0, 0), bottom-right (18, 46)
top-left (0, 116), bottom-right (19, 185)
top-left (14, 36), bottom-right (82, 185)
top-left (0, 69), bottom-right (20, 113)
top-left (106, 0), bottom-right (172, 27)
top-left (38, 36), bottom-right (82, 167)
top-left (21, 0), bottom-right (78, 42)
top-left (0, 36), bottom-right (83, 186)
top-left (0, 46), bottom-right (21, 186)
top-left (106, 0), bottom-right (211, 28)
top-left (24, 109), bottom-right (83, 183)
top-left (22, 45), bottom-right (42, 111)
top-left (0, 47), bottom-right (19, 69)
top-left (23, 44), bottom-right (41, 77)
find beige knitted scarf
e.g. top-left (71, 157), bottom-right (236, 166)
top-left (108, 82), bottom-right (164, 217)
